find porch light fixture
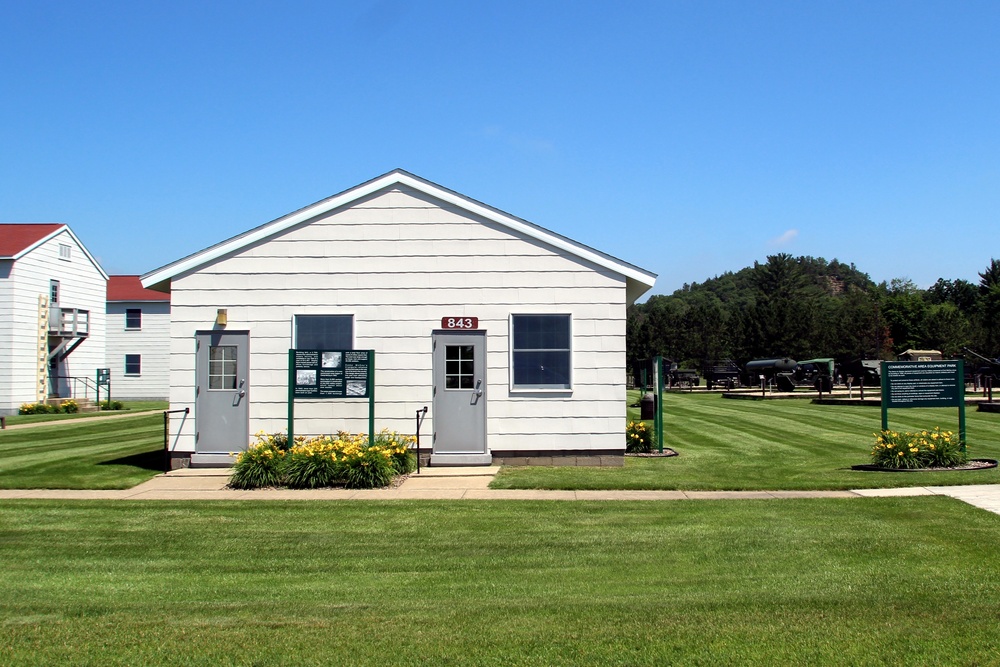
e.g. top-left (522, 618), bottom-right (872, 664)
top-left (215, 309), bottom-right (228, 326)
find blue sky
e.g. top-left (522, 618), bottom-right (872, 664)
top-left (2, 1), bottom-right (997, 297)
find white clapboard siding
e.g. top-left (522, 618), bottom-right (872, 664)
top-left (1, 229), bottom-right (106, 414)
top-left (0, 261), bottom-right (15, 412)
top-left (105, 302), bottom-right (170, 399)
top-left (164, 183), bottom-right (642, 453)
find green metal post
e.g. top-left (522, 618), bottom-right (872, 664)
top-left (96, 369), bottom-right (101, 410)
top-left (958, 359), bottom-right (967, 452)
top-left (655, 356), bottom-right (664, 453)
top-left (880, 361), bottom-right (889, 433)
top-left (368, 350), bottom-right (375, 441)
top-left (287, 349), bottom-right (295, 445)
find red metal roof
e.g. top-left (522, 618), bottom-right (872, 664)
top-left (107, 275), bottom-right (170, 301)
top-left (0, 223), bottom-right (65, 257)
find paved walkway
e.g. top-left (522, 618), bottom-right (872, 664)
top-left (2, 466), bottom-right (1000, 514)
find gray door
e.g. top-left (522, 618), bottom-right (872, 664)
top-left (432, 331), bottom-right (486, 454)
top-left (195, 331), bottom-right (249, 453)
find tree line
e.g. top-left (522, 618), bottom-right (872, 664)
top-left (627, 254), bottom-right (1000, 370)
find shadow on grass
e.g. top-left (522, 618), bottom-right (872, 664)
top-left (98, 448), bottom-right (165, 472)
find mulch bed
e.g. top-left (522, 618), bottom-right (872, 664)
top-left (851, 458), bottom-right (998, 472)
top-left (626, 448), bottom-right (678, 458)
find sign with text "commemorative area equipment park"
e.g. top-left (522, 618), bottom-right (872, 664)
top-left (882, 360), bottom-right (963, 409)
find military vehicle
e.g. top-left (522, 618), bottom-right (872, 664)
top-left (703, 359), bottom-right (741, 390)
top-left (743, 358), bottom-right (798, 392)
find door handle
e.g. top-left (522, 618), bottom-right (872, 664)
top-left (475, 379), bottom-right (483, 397)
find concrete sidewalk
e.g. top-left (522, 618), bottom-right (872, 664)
top-left (1, 466), bottom-right (1000, 515)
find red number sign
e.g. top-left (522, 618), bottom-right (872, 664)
top-left (441, 317), bottom-right (478, 330)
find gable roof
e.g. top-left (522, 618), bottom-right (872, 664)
top-left (107, 275), bottom-right (171, 302)
top-left (0, 223), bottom-right (66, 258)
top-left (141, 169), bottom-right (656, 302)
top-left (0, 223), bottom-right (109, 280)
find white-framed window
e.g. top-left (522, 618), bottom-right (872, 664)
top-left (124, 354), bottom-right (141, 376)
top-left (208, 346), bottom-right (236, 389)
top-left (125, 308), bottom-right (142, 330)
top-left (50, 279), bottom-right (60, 305)
top-left (510, 314), bottom-right (572, 390)
top-left (58, 244), bottom-right (72, 261)
top-left (294, 315), bottom-right (354, 349)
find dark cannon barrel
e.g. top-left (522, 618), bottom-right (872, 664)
top-left (744, 358), bottom-right (798, 392)
top-left (744, 358), bottom-right (798, 374)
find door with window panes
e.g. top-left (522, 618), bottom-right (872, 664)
top-left (195, 331), bottom-right (249, 453)
top-left (432, 331), bottom-right (486, 455)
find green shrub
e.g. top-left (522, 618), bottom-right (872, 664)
top-left (61, 400), bottom-right (79, 414)
top-left (18, 402), bottom-right (60, 415)
top-left (342, 447), bottom-right (395, 489)
top-left (283, 438), bottom-right (342, 489)
top-left (871, 428), bottom-right (967, 469)
top-left (229, 441), bottom-right (286, 489)
top-left (100, 400), bottom-right (124, 411)
top-left (391, 449), bottom-right (417, 475)
top-left (370, 430), bottom-right (417, 474)
top-left (626, 420), bottom-right (652, 453)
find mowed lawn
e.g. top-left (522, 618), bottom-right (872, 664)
top-left (493, 391), bottom-right (1000, 491)
top-left (2, 498), bottom-right (999, 666)
top-left (3, 401), bottom-right (168, 426)
top-left (0, 414), bottom-right (164, 489)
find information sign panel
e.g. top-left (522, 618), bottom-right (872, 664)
top-left (293, 350), bottom-right (370, 398)
top-left (883, 361), bottom-right (962, 408)
top-left (881, 359), bottom-right (966, 446)
top-left (97, 368), bottom-right (111, 386)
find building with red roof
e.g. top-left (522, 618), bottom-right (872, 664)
top-left (1, 224), bottom-right (108, 414)
top-left (106, 276), bottom-right (170, 400)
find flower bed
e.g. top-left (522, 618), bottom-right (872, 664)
top-left (867, 427), bottom-right (968, 470)
top-left (19, 400), bottom-right (79, 414)
top-left (229, 430), bottom-right (416, 490)
top-left (626, 421), bottom-right (652, 453)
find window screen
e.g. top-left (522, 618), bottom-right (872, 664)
top-left (125, 308), bottom-right (142, 330)
top-left (511, 314), bottom-right (571, 389)
top-left (295, 315), bottom-right (353, 350)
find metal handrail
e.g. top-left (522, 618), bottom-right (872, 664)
top-left (163, 408), bottom-right (190, 471)
top-left (415, 406), bottom-right (428, 474)
top-left (48, 375), bottom-right (97, 401)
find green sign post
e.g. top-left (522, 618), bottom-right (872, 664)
top-left (655, 355), bottom-right (665, 453)
top-left (96, 368), bottom-right (111, 409)
top-left (881, 360), bottom-right (966, 449)
top-left (287, 349), bottom-right (375, 444)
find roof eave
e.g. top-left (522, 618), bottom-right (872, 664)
top-left (140, 169), bottom-right (657, 290)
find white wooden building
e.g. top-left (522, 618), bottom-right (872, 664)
top-left (142, 170), bottom-right (655, 467)
top-left (106, 276), bottom-right (171, 400)
top-left (0, 224), bottom-right (108, 415)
